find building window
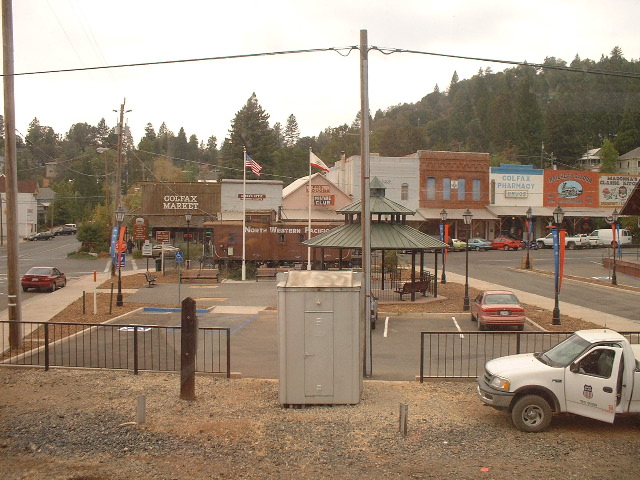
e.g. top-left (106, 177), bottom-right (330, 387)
top-left (457, 178), bottom-right (466, 201)
top-left (299, 234), bottom-right (305, 242)
top-left (228, 233), bottom-right (235, 243)
top-left (401, 183), bottom-right (409, 201)
top-left (442, 178), bottom-right (451, 200)
top-left (278, 234), bottom-right (285, 244)
top-left (426, 177), bottom-right (436, 200)
top-left (472, 178), bottom-right (481, 201)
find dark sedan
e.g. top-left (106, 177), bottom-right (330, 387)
top-left (21, 267), bottom-right (67, 292)
top-left (27, 231), bottom-right (55, 241)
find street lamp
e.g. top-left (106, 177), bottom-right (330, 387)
top-left (611, 208), bottom-right (619, 285)
top-left (440, 209), bottom-right (448, 284)
top-left (185, 211), bottom-right (192, 270)
top-left (525, 207), bottom-right (533, 269)
top-left (462, 209), bottom-right (473, 311)
top-left (552, 206), bottom-right (564, 325)
top-left (115, 205), bottom-right (125, 307)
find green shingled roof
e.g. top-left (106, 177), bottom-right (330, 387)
top-left (303, 223), bottom-right (448, 250)
top-left (336, 196), bottom-right (416, 215)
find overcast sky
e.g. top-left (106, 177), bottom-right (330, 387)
top-left (3, 0), bottom-right (640, 148)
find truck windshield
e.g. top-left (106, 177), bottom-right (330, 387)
top-left (537, 334), bottom-right (591, 367)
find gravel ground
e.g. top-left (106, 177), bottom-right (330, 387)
top-left (1, 368), bottom-right (640, 480)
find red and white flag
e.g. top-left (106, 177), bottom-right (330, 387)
top-left (310, 151), bottom-right (330, 172)
top-left (245, 155), bottom-right (262, 176)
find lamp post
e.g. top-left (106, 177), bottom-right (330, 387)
top-left (552, 206), bottom-right (564, 325)
top-left (462, 209), bottom-right (473, 311)
top-left (185, 211), bottom-right (192, 270)
top-left (115, 205), bottom-right (125, 307)
top-left (440, 209), bottom-right (447, 284)
top-left (611, 208), bottom-right (619, 285)
top-left (525, 207), bottom-right (532, 269)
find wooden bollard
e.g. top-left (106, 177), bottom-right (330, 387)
top-left (399, 403), bottom-right (408, 436)
top-left (180, 297), bottom-right (198, 400)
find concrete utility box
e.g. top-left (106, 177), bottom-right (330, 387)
top-left (277, 270), bottom-right (363, 406)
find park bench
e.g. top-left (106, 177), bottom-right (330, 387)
top-left (143, 271), bottom-right (157, 287)
top-left (180, 268), bottom-right (220, 283)
top-left (256, 266), bottom-right (290, 281)
top-left (394, 279), bottom-right (429, 300)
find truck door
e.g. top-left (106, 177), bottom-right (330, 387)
top-left (564, 347), bottom-right (622, 423)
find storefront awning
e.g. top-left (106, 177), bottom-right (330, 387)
top-left (485, 206), bottom-right (555, 217)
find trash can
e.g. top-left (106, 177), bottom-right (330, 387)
top-left (155, 258), bottom-right (162, 272)
top-left (277, 270), bottom-right (363, 406)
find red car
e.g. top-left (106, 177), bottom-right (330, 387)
top-left (491, 237), bottom-right (522, 251)
top-left (21, 267), bottom-right (67, 292)
top-left (471, 290), bottom-right (525, 331)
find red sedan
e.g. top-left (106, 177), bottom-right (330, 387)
top-left (21, 267), bottom-right (67, 292)
top-left (491, 236), bottom-right (522, 251)
top-left (471, 290), bottom-right (525, 331)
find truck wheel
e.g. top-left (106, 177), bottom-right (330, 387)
top-left (511, 395), bottom-right (552, 433)
top-left (567, 242), bottom-right (576, 250)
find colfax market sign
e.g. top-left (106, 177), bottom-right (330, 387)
top-left (163, 195), bottom-right (199, 210)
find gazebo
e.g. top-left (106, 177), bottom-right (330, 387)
top-left (304, 178), bottom-right (449, 301)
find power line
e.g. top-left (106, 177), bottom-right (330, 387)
top-left (2, 46), bottom-right (358, 77)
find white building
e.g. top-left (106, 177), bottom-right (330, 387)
top-left (617, 147), bottom-right (640, 175)
top-left (0, 176), bottom-right (39, 239)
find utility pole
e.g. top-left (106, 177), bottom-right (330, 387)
top-left (360, 29), bottom-right (372, 376)
top-left (3, 0), bottom-right (22, 348)
top-left (112, 100), bottom-right (130, 276)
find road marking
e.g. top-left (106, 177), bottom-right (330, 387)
top-left (383, 316), bottom-right (389, 337)
top-left (452, 316), bottom-right (464, 338)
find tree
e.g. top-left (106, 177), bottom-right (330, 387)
top-left (599, 139), bottom-right (618, 173)
top-left (283, 114), bottom-right (300, 147)
top-left (219, 93), bottom-right (279, 179)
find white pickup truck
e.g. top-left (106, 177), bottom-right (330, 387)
top-left (477, 329), bottom-right (640, 432)
top-left (536, 232), bottom-right (590, 250)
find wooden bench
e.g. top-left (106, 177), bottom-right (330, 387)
top-left (256, 266), bottom-right (290, 281)
top-left (180, 268), bottom-right (220, 283)
top-left (394, 280), bottom-right (429, 300)
top-left (143, 271), bottom-right (157, 287)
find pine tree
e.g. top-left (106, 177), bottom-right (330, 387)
top-left (283, 114), bottom-right (300, 147)
top-left (219, 93), bottom-right (279, 179)
top-left (599, 139), bottom-right (618, 173)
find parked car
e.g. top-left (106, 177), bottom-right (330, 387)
top-left (27, 231), bottom-right (55, 241)
top-left (151, 243), bottom-right (179, 257)
top-left (471, 290), bottom-right (525, 331)
top-left (449, 238), bottom-right (467, 252)
top-left (491, 237), bottom-right (522, 251)
top-left (54, 225), bottom-right (77, 235)
top-left (21, 266), bottom-right (67, 292)
top-left (467, 237), bottom-right (492, 251)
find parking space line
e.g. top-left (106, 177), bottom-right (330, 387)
top-left (383, 316), bottom-right (389, 337)
top-left (452, 316), bottom-right (464, 338)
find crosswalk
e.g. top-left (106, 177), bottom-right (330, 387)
top-left (103, 258), bottom-right (140, 273)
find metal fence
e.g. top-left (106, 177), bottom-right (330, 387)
top-left (0, 321), bottom-right (231, 377)
top-left (419, 330), bottom-right (640, 381)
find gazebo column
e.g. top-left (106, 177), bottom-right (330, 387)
top-left (339, 248), bottom-right (343, 270)
top-left (419, 250), bottom-right (424, 280)
top-left (321, 248), bottom-right (325, 270)
top-left (411, 250), bottom-right (416, 301)
top-left (381, 249), bottom-right (385, 290)
top-left (433, 250), bottom-right (438, 298)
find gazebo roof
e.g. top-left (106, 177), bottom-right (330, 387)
top-left (336, 196), bottom-right (415, 215)
top-left (303, 223), bottom-right (448, 250)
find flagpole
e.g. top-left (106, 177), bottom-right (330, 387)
top-left (307, 148), bottom-right (312, 270)
top-left (242, 147), bottom-right (247, 281)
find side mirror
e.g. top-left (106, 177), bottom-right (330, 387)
top-left (570, 362), bottom-right (579, 373)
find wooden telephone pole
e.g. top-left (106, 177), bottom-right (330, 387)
top-left (3, 0), bottom-right (22, 348)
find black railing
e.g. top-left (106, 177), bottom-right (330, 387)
top-left (419, 331), bottom-right (640, 381)
top-left (0, 321), bottom-right (231, 377)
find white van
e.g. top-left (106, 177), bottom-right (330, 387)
top-left (587, 228), bottom-right (632, 247)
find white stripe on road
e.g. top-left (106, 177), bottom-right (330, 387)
top-left (452, 316), bottom-right (464, 338)
top-left (383, 316), bottom-right (390, 337)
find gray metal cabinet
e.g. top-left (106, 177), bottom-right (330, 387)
top-left (277, 271), bottom-right (362, 406)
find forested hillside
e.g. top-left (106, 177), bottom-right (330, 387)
top-left (3, 46), bottom-right (639, 227)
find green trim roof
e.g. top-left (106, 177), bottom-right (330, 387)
top-left (336, 196), bottom-right (416, 215)
top-left (303, 223), bottom-right (448, 250)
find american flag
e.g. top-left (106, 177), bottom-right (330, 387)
top-left (245, 155), bottom-right (262, 176)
